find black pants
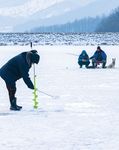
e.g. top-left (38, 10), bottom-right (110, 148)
top-left (92, 58), bottom-right (106, 68)
top-left (5, 82), bottom-right (16, 104)
top-left (78, 61), bottom-right (90, 68)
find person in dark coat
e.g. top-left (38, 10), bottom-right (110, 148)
top-left (0, 50), bottom-right (40, 111)
top-left (78, 50), bottom-right (90, 68)
top-left (90, 46), bottom-right (107, 68)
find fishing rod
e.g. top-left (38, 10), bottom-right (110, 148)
top-left (37, 89), bottom-right (59, 99)
top-left (66, 52), bottom-right (79, 56)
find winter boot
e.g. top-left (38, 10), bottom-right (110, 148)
top-left (10, 98), bottom-right (22, 111)
top-left (80, 65), bottom-right (82, 68)
top-left (102, 62), bottom-right (106, 68)
top-left (92, 62), bottom-right (97, 68)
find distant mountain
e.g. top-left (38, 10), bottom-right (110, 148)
top-left (0, 0), bottom-right (119, 32)
top-left (0, 15), bottom-right (27, 32)
top-left (0, 0), bottom-right (28, 8)
top-left (14, 0), bottom-right (119, 32)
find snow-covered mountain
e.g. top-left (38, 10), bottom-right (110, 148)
top-left (0, 0), bottom-right (119, 32)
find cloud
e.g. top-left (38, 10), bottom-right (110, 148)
top-left (0, 0), bottom-right (64, 17)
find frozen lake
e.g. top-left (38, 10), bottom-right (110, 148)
top-left (0, 45), bottom-right (119, 150)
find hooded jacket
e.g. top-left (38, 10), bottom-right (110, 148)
top-left (0, 52), bottom-right (38, 89)
top-left (78, 50), bottom-right (89, 62)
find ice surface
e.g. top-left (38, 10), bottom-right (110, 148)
top-left (0, 45), bottom-right (119, 150)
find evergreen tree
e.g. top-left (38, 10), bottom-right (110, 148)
top-left (96, 7), bottom-right (119, 32)
top-left (31, 17), bottom-right (101, 33)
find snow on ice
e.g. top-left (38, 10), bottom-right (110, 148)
top-left (0, 45), bottom-right (119, 150)
top-left (0, 33), bottom-right (119, 46)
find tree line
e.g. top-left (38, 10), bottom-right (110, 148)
top-left (96, 7), bottom-right (119, 32)
top-left (32, 7), bottom-right (119, 33)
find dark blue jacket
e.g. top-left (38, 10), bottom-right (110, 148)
top-left (78, 50), bottom-right (90, 62)
top-left (0, 52), bottom-right (34, 89)
top-left (90, 50), bottom-right (107, 61)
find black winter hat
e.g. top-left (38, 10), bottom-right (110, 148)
top-left (31, 53), bottom-right (40, 64)
top-left (97, 46), bottom-right (101, 50)
top-left (30, 50), bottom-right (38, 54)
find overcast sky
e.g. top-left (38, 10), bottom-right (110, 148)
top-left (0, 0), bottom-right (119, 18)
top-left (0, 0), bottom-right (96, 17)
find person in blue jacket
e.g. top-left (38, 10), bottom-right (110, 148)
top-left (78, 50), bottom-right (90, 68)
top-left (0, 50), bottom-right (40, 111)
top-left (90, 46), bottom-right (107, 68)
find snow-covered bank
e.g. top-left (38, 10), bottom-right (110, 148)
top-left (0, 45), bottom-right (119, 150)
top-left (1, 33), bottom-right (119, 46)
